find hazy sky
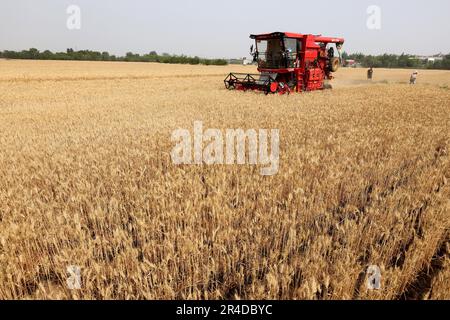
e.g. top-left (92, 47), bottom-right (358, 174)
top-left (1, 0), bottom-right (449, 58)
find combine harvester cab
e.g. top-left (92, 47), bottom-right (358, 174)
top-left (224, 32), bottom-right (344, 94)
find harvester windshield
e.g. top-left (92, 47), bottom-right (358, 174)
top-left (256, 38), bottom-right (284, 69)
top-left (256, 37), bottom-right (299, 69)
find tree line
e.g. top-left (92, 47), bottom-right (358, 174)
top-left (342, 52), bottom-right (450, 70)
top-left (0, 48), bottom-right (228, 66)
top-left (2, 48), bottom-right (449, 70)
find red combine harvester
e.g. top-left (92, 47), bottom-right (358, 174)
top-left (224, 32), bottom-right (345, 94)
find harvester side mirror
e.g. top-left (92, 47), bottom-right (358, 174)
top-left (336, 43), bottom-right (343, 63)
top-left (252, 52), bottom-right (258, 63)
top-left (250, 45), bottom-right (257, 62)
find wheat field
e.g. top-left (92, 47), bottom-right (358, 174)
top-left (0, 60), bottom-right (449, 300)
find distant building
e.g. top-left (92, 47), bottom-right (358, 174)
top-left (414, 54), bottom-right (444, 62)
top-left (344, 59), bottom-right (360, 68)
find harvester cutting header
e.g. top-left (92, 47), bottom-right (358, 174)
top-left (224, 32), bottom-right (345, 94)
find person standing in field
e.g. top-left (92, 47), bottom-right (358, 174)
top-left (367, 67), bottom-right (374, 80)
top-left (410, 71), bottom-right (418, 84)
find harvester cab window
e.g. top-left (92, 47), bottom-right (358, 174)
top-left (256, 39), bottom-right (284, 69)
top-left (284, 38), bottom-right (300, 68)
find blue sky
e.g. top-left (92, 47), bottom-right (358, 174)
top-left (1, 0), bottom-right (449, 58)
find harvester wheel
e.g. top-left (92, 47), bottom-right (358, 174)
top-left (323, 83), bottom-right (333, 90)
top-left (330, 57), bottom-right (340, 72)
top-left (225, 80), bottom-right (235, 90)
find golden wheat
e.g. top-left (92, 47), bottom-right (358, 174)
top-left (0, 60), bottom-right (449, 299)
